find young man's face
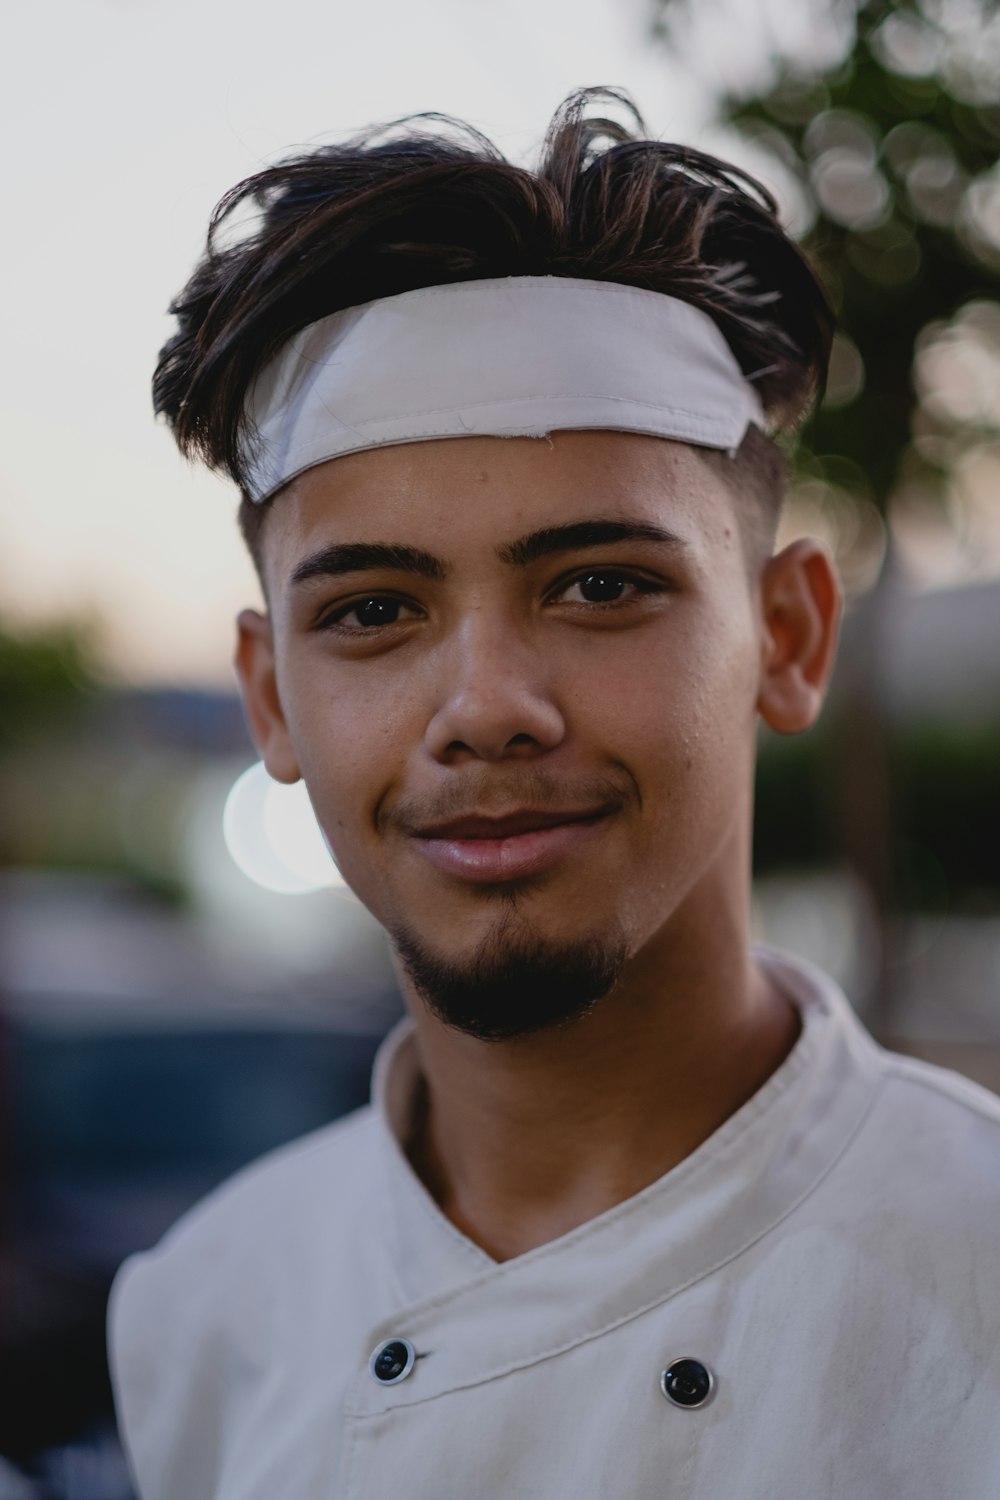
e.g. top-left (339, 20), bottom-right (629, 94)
top-left (238, 431), bottom-right (825, 1039)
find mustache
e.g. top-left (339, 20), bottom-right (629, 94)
top-left (383, 767), bottom-right (637, 836)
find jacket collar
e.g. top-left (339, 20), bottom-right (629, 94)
top-left (360, 947), bottom-right (885, 1414)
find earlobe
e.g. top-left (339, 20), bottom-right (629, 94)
top-left (234, 608), bottom-right (302, 783)
top-left (757, 540), bottom-right (842, 735)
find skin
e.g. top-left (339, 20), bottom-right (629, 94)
top-left (236, 430), bottom-right (842, 1262)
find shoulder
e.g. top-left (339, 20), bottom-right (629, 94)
top-left (873, 1045), bottom-right (1000, 1164)
top-left (176, 1100), bottom-right (378, 1232)
top-left (880, 1046), bottom-right (1000, 1124)
top-left (760, 946), bottom-right (1000, 1220)
top-left (841, 1042), bottom-right (1000, 1245)
top-left (108, 1105), bottom-right (383, 1495)
top-left (109, 1106), bottom-right (384, 1498)
top-left (164, 1101), bottom-right (376, 1252)
top-left (109, 1103), bottom-right (379, 1362)
top-left (762, 945), bottom-right (1000, 1177)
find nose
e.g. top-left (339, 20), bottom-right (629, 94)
top-left (423, 614), bottom-right (566, 765)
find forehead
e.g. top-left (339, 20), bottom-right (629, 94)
top-left (262, 430), bottom-right (739, 584)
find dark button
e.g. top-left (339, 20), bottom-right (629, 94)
top-left (660, 1357), bottom-right (714, 1408)
top-left (369, 1338), bottom-right (416, 1385)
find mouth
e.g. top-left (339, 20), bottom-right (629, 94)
top-left (409, 805), bottom-right (617, 884)
top-left (415, 806), bottom-right (613, 839)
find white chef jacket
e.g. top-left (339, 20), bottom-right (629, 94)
top-left (109, 947), bottom-right (1000, 1499)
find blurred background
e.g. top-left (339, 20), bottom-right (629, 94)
top-left (2, 0), bottom-right (999, 1492)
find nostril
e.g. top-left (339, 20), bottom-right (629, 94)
top-left (427, 686), bottom-right (566, 764)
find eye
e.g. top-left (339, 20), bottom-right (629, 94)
top-left (320, 595), bottom-right (419, 631)
top-left (554, 570), bottom-right (661, 606)
top-left (568, 571), bottom-right (629, 603)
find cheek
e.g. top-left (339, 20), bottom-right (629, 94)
top-left (279, 659), bottom-right (419, 845)
top-left (593, 619), bottom-right (759, 831)
top-left (591, 607), bottom-right (757, 744)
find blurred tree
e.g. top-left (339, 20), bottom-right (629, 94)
top-left (654, 0), bottom-right (1000, 1018)
top-left (0, 619), bottom-right (97, 754)
top-left (0, 618), bottom-right (100, 867)
top-left (651, 0), bottom-right (1000, 518)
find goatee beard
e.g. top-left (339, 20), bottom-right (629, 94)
top-left (390, 908), bottom-right (629, 1041)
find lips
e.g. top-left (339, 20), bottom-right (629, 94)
top-left (409, 805), bottom-right (616, 884)
top-left (415, 807), bottom-right (611, 841)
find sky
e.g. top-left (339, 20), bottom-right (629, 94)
top-left (0, 0), bottom-right (853, 685)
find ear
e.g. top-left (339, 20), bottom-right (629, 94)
top-left (757, 539), bottom-right (843, 734)
top-left (234, 608), bottom-right (302, 783)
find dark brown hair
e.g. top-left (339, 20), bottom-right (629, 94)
top-left (153, 88), bottom-right (833, 567)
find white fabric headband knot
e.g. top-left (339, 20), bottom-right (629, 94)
top-left (245, 275), bottom-right (766, 504)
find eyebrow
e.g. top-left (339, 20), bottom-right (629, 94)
top-left (289, 518), bottom-right (689, 589)
top-left (290, 542), bottom-right (446, 588)
top-left (498, 519), bottom-right (690, 567)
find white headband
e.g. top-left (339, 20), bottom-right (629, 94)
top-left (244, 275), bottom-right (765, 504)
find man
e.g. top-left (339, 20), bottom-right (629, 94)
top-left (110, 90), bottom-right (1000, 1498)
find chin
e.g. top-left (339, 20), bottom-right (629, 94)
top-left (388, 909), bottom-right (630, 1042)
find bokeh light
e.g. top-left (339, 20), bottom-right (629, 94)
top-left (223, 760), bottom-right (345, 894)
top-left (822, 332), bottom-right (865, 409)
top-left (871, 10), bottom-right (945, 79)
top-left (915, 300), bottom-right (1000, 428)
top-left (777, 473), bottom-right (887, 597)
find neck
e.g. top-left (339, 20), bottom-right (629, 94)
top-left (400, 879), bottom-right (801, 1263)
